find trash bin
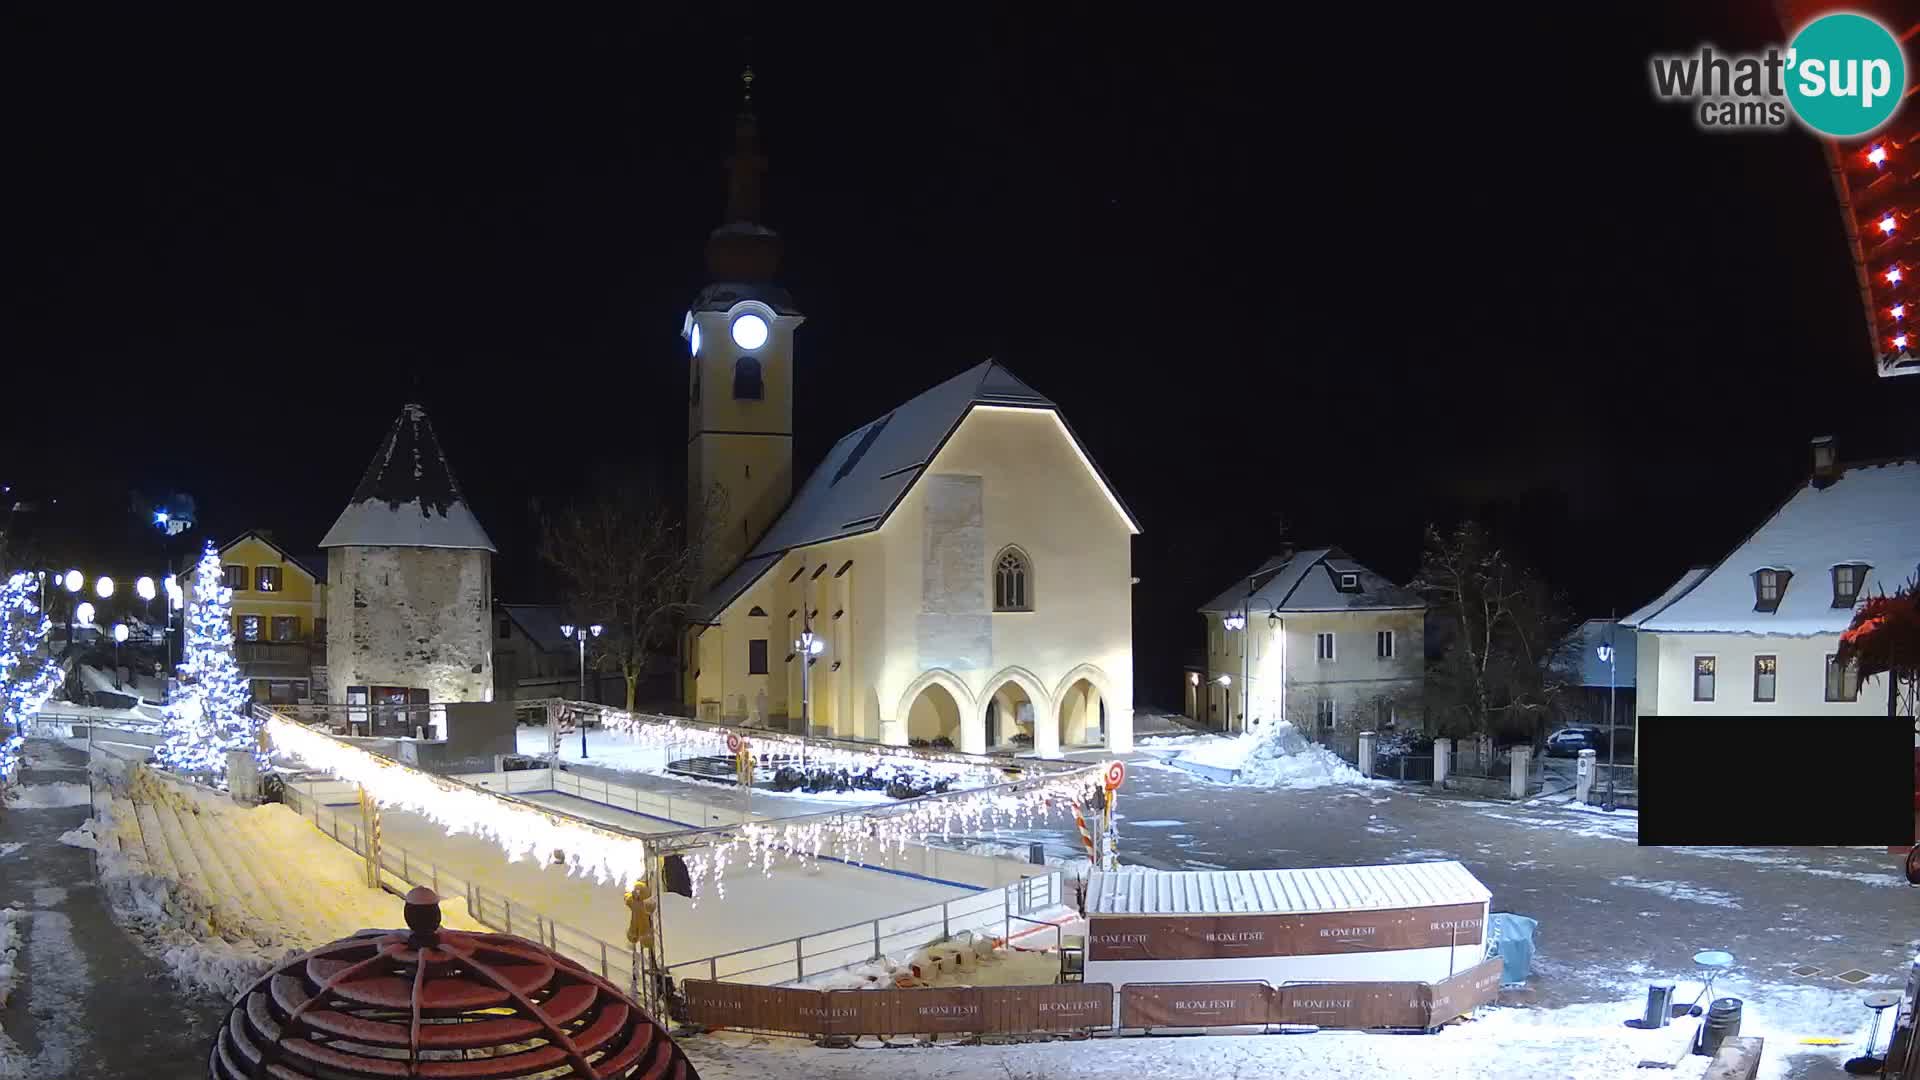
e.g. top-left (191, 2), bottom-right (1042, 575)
top-left (1487, 913), bottom-right (1538, 986)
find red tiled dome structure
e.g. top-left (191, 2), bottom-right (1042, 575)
top-left (210, 887), bottom-right (696, 1080)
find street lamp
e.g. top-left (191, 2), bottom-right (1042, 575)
top-left (95, 575), bottom-right (114, 599)
top-left (112, 623), bottom-right (128, 688)
top-left (1597, 628), bottom-right (1618, 811)
top-left (76, 601), bottom-right (95, 627)
top-left (795, 611), bottom-right (827, 742)
top-left (560, 622), bottom-right (602, 759)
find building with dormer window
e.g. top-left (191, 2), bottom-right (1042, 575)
top-left (1625, 437), bottom-right (1920, 722)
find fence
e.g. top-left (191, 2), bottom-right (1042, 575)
top-left (681, 956), bottom-right (1504, 1038)
top-left (1374, 752), bottom-right (1434, 784)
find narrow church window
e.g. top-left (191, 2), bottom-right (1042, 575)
top-left (994, 547), bottom-right (1032, 611)
top-left (733, 356), bottom-right (764, 400)
top-left (748, 639), bottom-right (769, 675)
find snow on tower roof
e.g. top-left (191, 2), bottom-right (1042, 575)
top-left (1636, 458), bottom-right (1920, 636)
top-left (690, 360), bottom-right (1138, 624)
top-left (319, 403), bottom-right (497, 552)
top-left (1086, 862), bottom-right (1490, 916)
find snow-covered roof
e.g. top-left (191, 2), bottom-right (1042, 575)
top-left (1199, 548), bottom-right (1424, 615)
top-left (690, 360), bottom-right (1139, 624)
top-left (1636, 458), bottom-right (1920, 636)
top-left (500, 604), bottom-right (570, 653)
top-left (319, 404), bottom-right (497, 552)
top-left (1556, 619), bottom-right (1636, 688)
top-left (1087, 862), bottom-right (1490, 916)
top-left (1618, 567), bottom-right (1710, 629)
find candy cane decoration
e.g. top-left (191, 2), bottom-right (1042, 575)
top-left (1072, 799), bottom-right (1098, 860)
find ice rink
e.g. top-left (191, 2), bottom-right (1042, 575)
top-left (335, 788), bottom-right (977, 971)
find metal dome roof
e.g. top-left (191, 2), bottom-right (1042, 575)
top-left (209, 888), bottom-right (695, 1080)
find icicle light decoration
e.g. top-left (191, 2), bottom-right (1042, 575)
top-left (586, 705), bottom-right (1012, 790)
top-left (675, 768), bottom-right (1095, 905)
top-left (265, 715), bottom-right (652, 890)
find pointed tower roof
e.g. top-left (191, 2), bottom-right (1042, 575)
top-left (703, 64), bottom-right (785, 288)
top-left (319, 403), bottom-right (497, 552)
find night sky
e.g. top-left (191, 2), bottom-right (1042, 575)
top-left (5, 6), bottom-right (1917, 709)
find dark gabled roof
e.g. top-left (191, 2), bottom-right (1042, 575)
top-left (217, 530), bottom-right (326, 584)
top-left (1199, 548), bottom-right (1424, 615)
top-left (319, 403), bottom-right (496, 551)
top-left (500, 604), bottom-right (571, 653)
top-left (690, 360), bottom-right (1140, 624)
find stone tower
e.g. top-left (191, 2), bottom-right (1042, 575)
top-left (686, 67), bottom-right (805, 593)
top-left (320, 403), bottom-right (496, 705)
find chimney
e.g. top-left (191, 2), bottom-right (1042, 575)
top-left (1810, 435), bottom-right (1839, 489)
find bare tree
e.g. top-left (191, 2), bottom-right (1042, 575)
top-left (538, 478), bottom-right (727, 712)
top-left (1412, 522), bottom-right (1577, 746)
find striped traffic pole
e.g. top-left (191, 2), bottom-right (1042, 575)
top-left (1072, 800), bottom-right (1098, 860)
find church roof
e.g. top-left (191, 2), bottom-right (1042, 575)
top-left (690, 360), bottom-right (1138, 623)
top-left (319, 403), bottom-right (497, 552)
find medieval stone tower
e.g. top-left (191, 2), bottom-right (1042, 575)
top-left (320, 403), bottom-right (496, 706)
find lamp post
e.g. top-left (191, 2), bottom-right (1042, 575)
top-left (112, 623), bottom-right (128, 689)
top-left (560, 622), bottom-right (602, 759)
top-left (1597, 629), bottom-right (1618, 811)
top-left (795, 611), bottom-right (826, 753)
top-left (61, 569), bottom-right (81, 656)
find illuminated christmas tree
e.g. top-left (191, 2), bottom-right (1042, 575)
top-left (157, 542), bottom-right (258, 774)
top-left (1, 571), bottom-right (63, 787)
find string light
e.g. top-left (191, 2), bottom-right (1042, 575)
top-left (1896, 334), bottom-right (1909, 350)
top-left (1881, 215), bottom-right (1898, 235)
top-left (1888, 266), bottom-right (1903, 285)
top-left (1894, 305), bottom-right (1906, 320)
top-left (1869, 145), bottom-right (1888, 166)
top-left (265, 715), bottom-right (654, 890)
top-left (0, 573), bottom-right (63, 784)
top-left (592, 706), bottom-right (1015, 786)
top-left (156, 541), bottom-right (259, 775)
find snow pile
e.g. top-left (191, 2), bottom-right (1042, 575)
top-left (2, 781), bottom-right (90, 809)
top-left (1175, 722), bottom-right (1378, 789)
top-left (0, 905), bottom-right (23, 1007)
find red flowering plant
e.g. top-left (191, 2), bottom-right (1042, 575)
top-left (1836, 567), bottom-right (1920, 719)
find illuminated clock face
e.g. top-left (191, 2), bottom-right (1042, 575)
top-left (690, 323), bottom-right (702, 356)
top-left (731, 313), bottom-right (769, 351)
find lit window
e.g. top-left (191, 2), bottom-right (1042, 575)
top-left (1752, 569), bottom-right (1791, 613)
top-left (271, 616), bottom-right (298, 643)
top-left (256, 566), bottom-right (282, 592)
top-left (1832, 563), bottom-right (1870, 608)
top-left (1376, 630), bottom-right (1394, 659)
top-left (1316, 632), bottom-right (1335, 661)
top-left (1826, 654), bottom-right (1860, 702)
top-left (993, 547), bottom-right (1032, 611)
top-left (1753, 655), bottom-right (1776, 703)
top-left (1693, 656), bottom-right (1715, 701)
top-left (239, 615), bottom-right (263, 642)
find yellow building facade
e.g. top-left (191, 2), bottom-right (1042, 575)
top-left (190, 531), bottom-right (328, 703)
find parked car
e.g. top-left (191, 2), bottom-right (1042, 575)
top-left (1545, 726), bottom-right (1608, 757)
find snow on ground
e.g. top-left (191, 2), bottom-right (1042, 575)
top-left (1, 781), bottom-right (90, 809)
top-left (680, 975), bottom-right (1871, 1080)
top-left (1612, 877), bottom-right (1744, 910)
top-left (0, 906), bottom-right (22, 1007)
top-left (0, 844), bottom-right (21, 861)
top-left (72, 755), bottom-right (485, 999)
top-left (796, 917), bottom-right (1078, 992)
top-left (1171, 722), bottom-right (1378, 789)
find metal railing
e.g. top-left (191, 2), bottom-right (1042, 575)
top-left (666, 871), bottom-right (1060, 987)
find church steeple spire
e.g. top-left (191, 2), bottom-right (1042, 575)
top-left (706, 62), bottom-right (782, 282)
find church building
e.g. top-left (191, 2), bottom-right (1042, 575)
top-left (681, 75), bottom-right (1139, 757)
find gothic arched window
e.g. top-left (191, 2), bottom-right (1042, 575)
top-left (994, 546), bottom-right (1032, 611)
top-left (733, 356), bottom-right (764, 400)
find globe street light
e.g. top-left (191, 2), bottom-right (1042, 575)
top-left (95, 576), bottom-right (114, 599)
top-left (112, 622), bottom-right (128, 688)
top-left (76, 601), bottom-right (95, 626)
top-left (560, 622), bottom-right (603, 759)
top-left (136, 576), bottom-right (156, 600)
top-left (794, 612), bottom-right (827, 744)
top-left (63, 570), bottom-right (82, 593)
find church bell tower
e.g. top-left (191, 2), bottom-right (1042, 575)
top-left (686, 66), bottom-right (804, 593)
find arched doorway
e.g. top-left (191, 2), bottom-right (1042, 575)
top-left (905, 683), bottom-right (963, 747)
top-left (1058, 677), bottom-right (1106, 749)
top-left (982, 681), bottom-right (1036, 751)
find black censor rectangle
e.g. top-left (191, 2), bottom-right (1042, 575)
top-left (1638, 716), bottom-right (1913, 846)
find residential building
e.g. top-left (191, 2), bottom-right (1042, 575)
top-left (1193, 547), bottom-right (1425, 744)
top-left (491, 603), bottom-right (630, 705)
top-left (1625, 438), bottom-right (1920, 730)
top-left (187, 530), bottom-right (329, 705)
top-left (1552, 618), bottom-right (1635, 733)
top-left (681, 85), bottom-right (1139, 756)
top-left (321, 403), bottom-right (497, 729)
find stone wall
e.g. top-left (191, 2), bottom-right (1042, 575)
top-left (327, 546), bottom-right (492, 703)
